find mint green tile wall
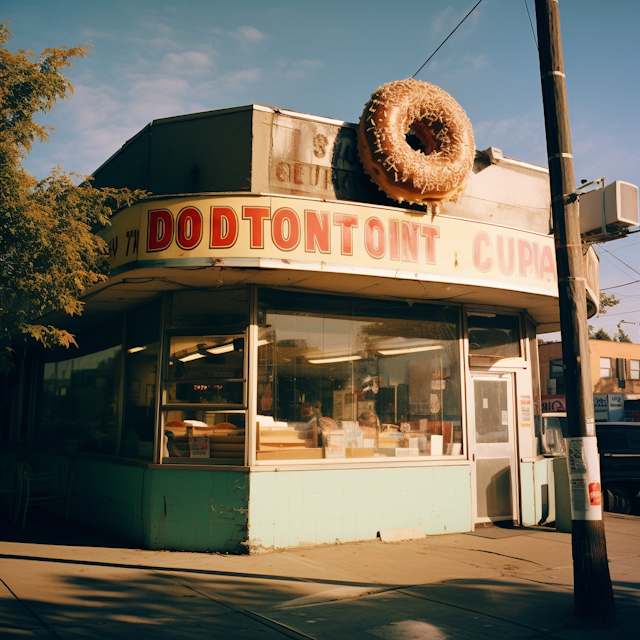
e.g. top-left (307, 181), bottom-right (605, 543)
top-left (66, 457), bottom-right (249, 552)
top-left (248, 465), bottom-right (472, 551)
top-left (148, 468), bottom-right (249, 553)
top-left (520, 462), bottom-right (536, 526)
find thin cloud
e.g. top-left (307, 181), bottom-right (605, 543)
top-left (279, 59), bottom-right (324, 81)
top-left (232, 25), bottom-right (266, 43)
top-left (219, 67), bottom-right (262, 89)
top-left (474, 112), bottom-right (546, 164)
top-left (163, 51), bottom-right (213, 76)
top-left (81, 28), bottom-right (115, 40)
top-left (462, 53), bottom-right (487, 69)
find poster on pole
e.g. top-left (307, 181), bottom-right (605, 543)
top-left (565, 436), bottom-right (602, 520)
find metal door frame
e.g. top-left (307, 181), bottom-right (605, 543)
top-left (469, 370), bottom-right (520, 525)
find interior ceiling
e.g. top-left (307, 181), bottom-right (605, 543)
top-left (40, 266), bottom-right (562, 334)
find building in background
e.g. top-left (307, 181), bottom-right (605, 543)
top-left (539, 340), bottom-right (640, 421)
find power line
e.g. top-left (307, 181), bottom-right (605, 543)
top-left (412, 0), bottom-right (484, 79)
top-left (596, 307), bottom-right (640, 318)
top-left (601, 279), bottom-right (640, 291)
top-left (595, 244), bottom-right (640, 277)
top-left (597, 251), bottom-right (639, 280)
top-left (523, 0), bottom-right (538, 49)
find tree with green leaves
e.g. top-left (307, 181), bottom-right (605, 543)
top-left (613, 322), bottom-right (632, 343)
top-left (0, 23), bottom-right (142, 371)
top-left (587, 292), bottom-right (621, 340)
top-left (591, 327), bottom-right (612, 341)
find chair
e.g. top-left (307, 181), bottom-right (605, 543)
top-left (15, 459), bottom-right (74, 530)
top-left (0, 453), bottom-right (18, 521)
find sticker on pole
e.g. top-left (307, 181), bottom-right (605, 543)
top-left (565, 437), bottom-right (602, 520)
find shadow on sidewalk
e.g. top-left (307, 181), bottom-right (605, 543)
top-left (0, 506), bottom-right (136, 549)
top-left (1, 564), bottom-right (637, 638)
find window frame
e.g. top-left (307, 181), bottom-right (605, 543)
top-left (252, 287), bottom-right (467, 467)
top-left (600, 357), bottom-right (612, 379)
top-left (159, 288), bottom-right (250, 466)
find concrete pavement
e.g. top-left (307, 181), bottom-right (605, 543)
top-left (0, 512), bottom-right (638, 639)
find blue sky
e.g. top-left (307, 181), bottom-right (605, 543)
top-left (5, 0), bottom-right (640, 339)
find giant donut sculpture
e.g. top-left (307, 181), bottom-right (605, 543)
top-left (358, 78), bottom-right (475, 206)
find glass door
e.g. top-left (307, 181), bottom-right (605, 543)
top-left (471, 372), bottom-right (518, 524)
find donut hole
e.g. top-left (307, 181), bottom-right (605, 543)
top-left (407, 119), bottom-right (444, 156)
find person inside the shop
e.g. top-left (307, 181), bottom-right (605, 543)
top-left (358, 409), bottom-right (381, 447)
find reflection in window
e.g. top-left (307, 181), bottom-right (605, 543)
top-left (163, 287), bottom-right (248, 464)
top-left (41, 344), bottom-right (122, 455)
top-left (256, 291), bottom-right (462, 461)
top-left (170, 289), bottom-right (248, 330)
top-left (166, 335), bottom-right (245, 405)
top-left (468, 314), bottom-right (520, 358)
top-left (474, 379), bottom-right (509, 443)
top-left (162, 335), bottom-right (246, 463)
top-left (121, 302), bottom-right (161, 459)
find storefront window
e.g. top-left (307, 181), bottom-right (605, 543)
top-left (256, 291), bottom-right (462, 462)
top-left (166, 335), bottom-right (245, 405)
top-left (162, 289), bottom-right (248, 464)
top-left (467, 313), bottom-right (521, 358)
top-left (40, 319), bottom-right (123, 454)
top-left (121, 302), bottom-right (161, 459)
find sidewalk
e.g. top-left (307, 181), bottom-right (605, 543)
top-left (0, 512), bottom-right (638, 639)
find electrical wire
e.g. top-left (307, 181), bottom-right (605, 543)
top-left (523, 0), bottom-right (538, 49)
top-left (601, 279), bottom-right (640, 292)
top-left (412, 0), bottom-right (484, 78)
top-left (595, 307), bottom-right (640, 318)
top-left (595, 244), bottom-right (640, 277)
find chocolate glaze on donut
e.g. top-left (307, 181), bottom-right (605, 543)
top-left (358, 79), bottom-right (475, 206)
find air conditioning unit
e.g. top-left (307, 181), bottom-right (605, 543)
top-left (579, 181), bottom-right (638, 236)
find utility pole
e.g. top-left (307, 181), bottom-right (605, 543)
top-left (535, 0), bottom-right (615, 619)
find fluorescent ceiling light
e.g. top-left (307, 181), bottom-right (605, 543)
top-left (256, 339), bottom-right (270, 347)
top-left (206, 343), bottom-right (234, 355)
top-left (127, 346), bottom-right (147, 354)
top-left (179, 352), bottom-right (206, 362)
top-left (307, 355), bottom-right (362, 364)
top-left (467, 312), bottom-right (496, 318)
top-left (378, 345), bottom-right (443, 356)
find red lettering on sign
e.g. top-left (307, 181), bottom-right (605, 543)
top-left (147, 209), bottom-right (174, 252)
top-left (401, 221), bottom-right (420, 263)
top-left (242, 207), bottom-right (270, 249)
top-left (421, 225), bottom-right (439, 265)
top-left (176, 206), bottom-right (203, 250)
top-left (389, 220), bottom-right (400, 261)
top-left (210, 207), bottom-right (238, 248)
top-left (364, 217), bottom-right (386, 259)
top-left (496, 235), bottom-right (515, 276)
top-left (533, 242), bottom-right (541, 279)
top-left (473, 232), bottom-right (492, 272)
top-left (518, 239), bottom-right (534, 277)
top-left (305, 210), bottom-right (330, 253)
top-left (272, 208), bottom-right (300, 251)
top-left (539, 244), bottom-right (556, 282)
top-left (333, 213), bottom-right (358, 255)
